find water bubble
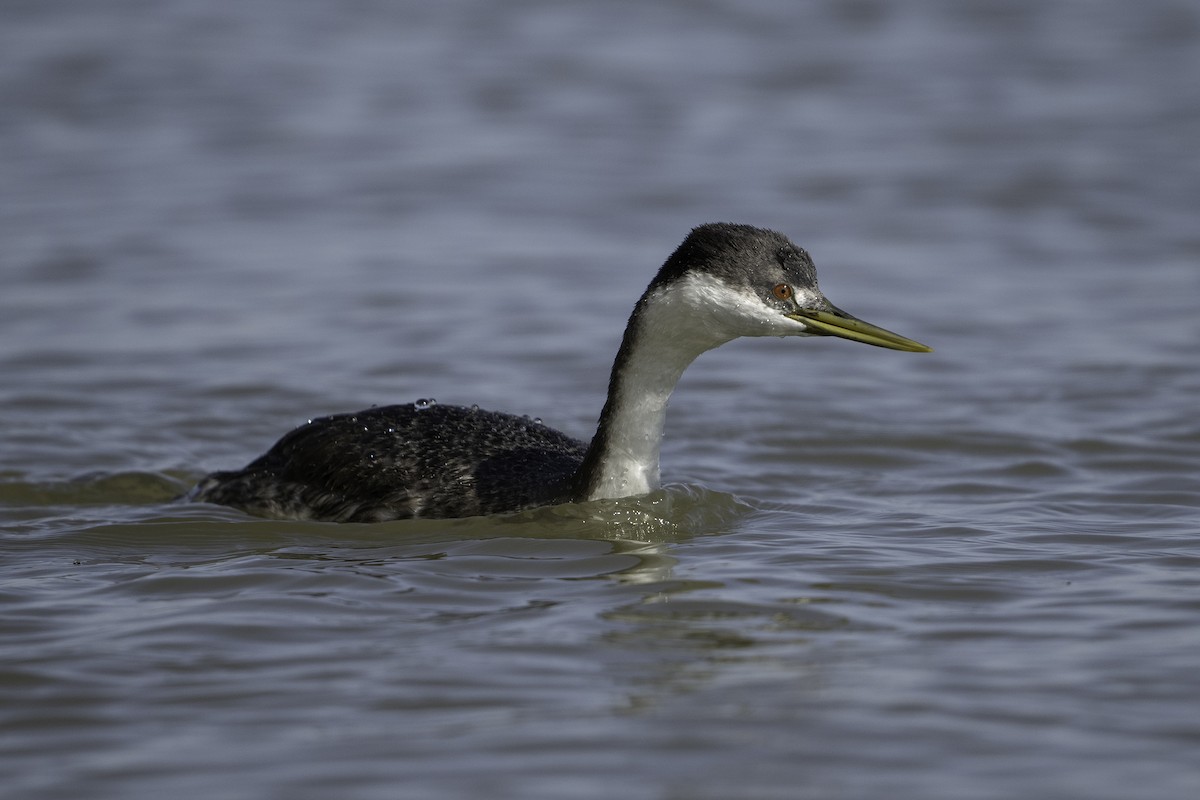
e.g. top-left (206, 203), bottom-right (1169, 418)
top-left (414, 398), bottom-right (437, 410)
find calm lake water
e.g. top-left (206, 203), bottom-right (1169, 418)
top-left (2, 1), bottom-right (1199, 798)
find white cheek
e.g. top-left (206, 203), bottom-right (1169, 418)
top-left (686, 276), bottom-right (779, 339)
top-left (739, 302), bottom-right (804, 337)
top-left (654, 272), bottom-right (822, 343)
top-left (724, 289), bottom-right (816, 338)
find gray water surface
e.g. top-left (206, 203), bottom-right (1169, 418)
top-left (3, 2), bottom-right (1199, 798)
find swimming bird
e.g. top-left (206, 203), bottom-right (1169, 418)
top-left (189, 223), bottom-right (930, 522)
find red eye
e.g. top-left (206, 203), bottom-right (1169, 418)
top-left (772, 284), bottom-right (793, 301)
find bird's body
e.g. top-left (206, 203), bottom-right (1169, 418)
top-left (189, 223), bottom-right (931, 522)
top-left (190, 403), bottom-right (587, 521)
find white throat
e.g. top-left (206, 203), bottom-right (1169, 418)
top-left (582, 272), bottom-right (800, 500)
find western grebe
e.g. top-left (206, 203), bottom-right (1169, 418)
top-left (188, 223), bottom-right (931, 521)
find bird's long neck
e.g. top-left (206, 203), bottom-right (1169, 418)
top-left (573, 276), bottom-right (739, 501)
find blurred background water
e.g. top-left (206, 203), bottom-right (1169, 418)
top-left (2, 1), bottom-right (1198, 798)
